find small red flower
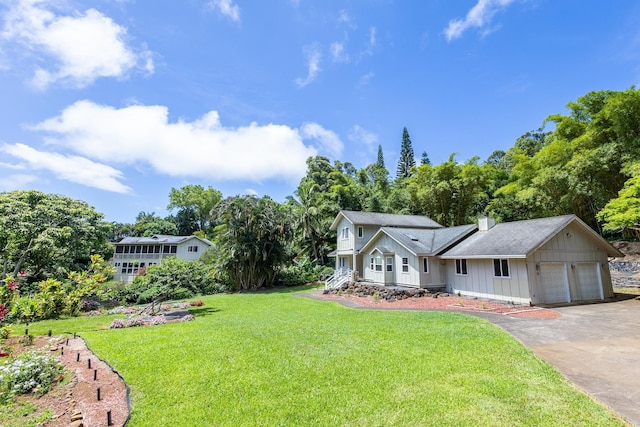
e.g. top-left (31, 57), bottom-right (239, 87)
top-left (8, 282), bottom-right (18, 291)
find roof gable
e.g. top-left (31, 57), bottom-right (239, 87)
top-left (361, 224), bottom-right (477, 256)
top-left (330, 210), bottom-right (442, 230)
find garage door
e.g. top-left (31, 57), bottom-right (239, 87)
top-left (576, 263), bottom-right (602, 301)
top-left (540, 263), bottom-right (569, 304)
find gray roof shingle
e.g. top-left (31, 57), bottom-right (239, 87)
top-left (363, 224), bottom-right (477, 256)
top-left (117, 235), bottom-right (213, 245)
top-left (440, 215), bottom-right (621, 258)
top-left (331, 210), bottom-right (442, 230)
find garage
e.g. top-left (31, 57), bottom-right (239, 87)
top-left (575, 263), bottom-right (603, 300)
top-left (540, 263), bottom-right (570, 304)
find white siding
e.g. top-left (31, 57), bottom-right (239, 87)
top-left (335, 217), bottom-right (355, 252)
top-left (528, 222), bottom-right (614, 304)
top-left (447, 258), bottom-right (531, 305)
top-left (113, 238), bottom-right (210, 283)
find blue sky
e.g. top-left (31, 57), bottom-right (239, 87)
top-left (1, 0), bottom-right (639, 223)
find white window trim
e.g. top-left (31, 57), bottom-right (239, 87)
top-left (422, 258), bottom-right (429, 274)
top-left (386, 256), bottom-right (393, 272)
top-left (493, 258), bottom-right (511, 278)
top-left (374, 255), bottom-right (383, 272)
top-left (455, 259), bottom-right (468, 276)
top-left (357, 226), bottom-right (364, 238)
top-left (341, 227), bottom-right (350, 240)
top-left (401, 257), bottom-right (409, 273)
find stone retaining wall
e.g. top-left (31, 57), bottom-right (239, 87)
top-left (324, 282), bottom-right (448, 302)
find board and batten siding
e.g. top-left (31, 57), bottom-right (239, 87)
top-left (447, 259), bottom-right (531, 304)
top-left (175, 239), bottom-right (210, 261)
top-left (335, 217), bottom-right (354, 252)
top-left (361, 234), bottom-right (446, 288)
top-left (527, 222), bottom-right (614, 304)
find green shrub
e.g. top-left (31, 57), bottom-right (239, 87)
top-left (278, 258), bottom-right (334, 287)
top-left (0, 350), bottom-right (64, 402)
top-left (129, 258), bottom-right (222, 304)
top-left (9, 297), bottom-right (39, 324)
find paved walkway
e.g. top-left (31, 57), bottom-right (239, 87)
top-left (473, 297), bottom-right (640, 426)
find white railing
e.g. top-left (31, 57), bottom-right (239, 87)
top-left (324, 268), bottom-right (352, 290)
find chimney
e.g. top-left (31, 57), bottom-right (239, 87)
top-left (479, 212), bottom-right (495, 232)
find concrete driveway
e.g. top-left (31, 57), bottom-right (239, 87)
top-left (476, 297), bottom-right (640, 426)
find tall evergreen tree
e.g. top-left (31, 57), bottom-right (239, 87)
top-left (376, 144), bottom-right (385, 169)
top-left (421, 151), bottom-right (431, 166)
top-left (397, 127), bottom-right (416, 179)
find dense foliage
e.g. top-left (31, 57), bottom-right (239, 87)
top-left (211, 196), bottom-right (293, 291)
top-left (0, 191), bottom-right (111, 282)
top-left (128, 257), bottom-right (222, 304)
top-left (3, 255), bottom-right (112, 323)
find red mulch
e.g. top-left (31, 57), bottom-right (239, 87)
top-left (316, 292), bottom-right (562, 319)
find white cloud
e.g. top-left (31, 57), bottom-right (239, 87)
top-left (348, 125), bottom-right (377, 147)
top-left (330, 41), bottom-right (349, 62)
top-left (444, 0), bottom-right (515, 41)
top-left (300, 122), bottom-right (343, 158)
top-left (0, 173), bottom-right (38, 190)
top-left (1, 143), bottom-right (132, 193)
top-left (1, 0), bottom-right (153, 88)
top-left (357, 71), bottom-right (375, 87)
top-left (208, 0), bottom-right (240, 22)
top-left (368, 27), bottom-right (377, 48)
top-left (295, 46), bottom-right (321, 88)
top-left (31, 100), bottom-right (324, 185)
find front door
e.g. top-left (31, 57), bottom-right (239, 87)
top-left (384, 256), bottom-right (395, 285)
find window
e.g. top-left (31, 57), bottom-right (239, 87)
top-left (188, 245), bottom-right (198, 253)
top-left (154, 245), bottom-right (161, 253)
top-left (423, 258), bottom-right (429, 273)
top-left (341, 227), bottom-right (349, 239)
top-left (455, 259), bottom-right (468, 275)
top-left (357, 226), bottom-right (364, 238)
top-left (142, 245), bottom-right (148, 254)
top-left (370, 257), bottom-right (374, 271)
top-left (115, 246), bottom-right (123, 254)
top-left (135, 246), bottom-right (142, 254)
top-left (124, 246), bottom-right (130, 254)
top-left (170, 245), bottom-right (177, 254)
top-left (402, 257), bottom-right (409, 273)
top-left (374, 256), bottom-right (383, 272)
top-left (493, 259), bottom-right (510, 277)
top-left (386, 257), bottom-right (393, 272)
top-left (163, 245), bottom-right (170, 254)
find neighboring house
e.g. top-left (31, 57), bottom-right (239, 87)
top-left (112, 234), bottom-right (212, 283)
top-left (329, 211), bottom-right (623, 305)
top-left (329, 210), bottom-right (442, 277)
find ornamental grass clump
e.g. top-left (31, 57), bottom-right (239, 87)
top-left (0, 350), bottom-right (64, 402)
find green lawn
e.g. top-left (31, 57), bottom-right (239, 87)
top-left (27, 287), bottom-right (624, 426)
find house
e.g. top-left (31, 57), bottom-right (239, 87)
top-left (329, 210), bottom-right (442, 276)
top-left (329, 211), bottom-right (623, 305)
top-left (112, 234), bottom-right (212, 283)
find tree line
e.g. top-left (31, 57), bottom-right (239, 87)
top-left (2, 87), bottom-right (640, 298)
